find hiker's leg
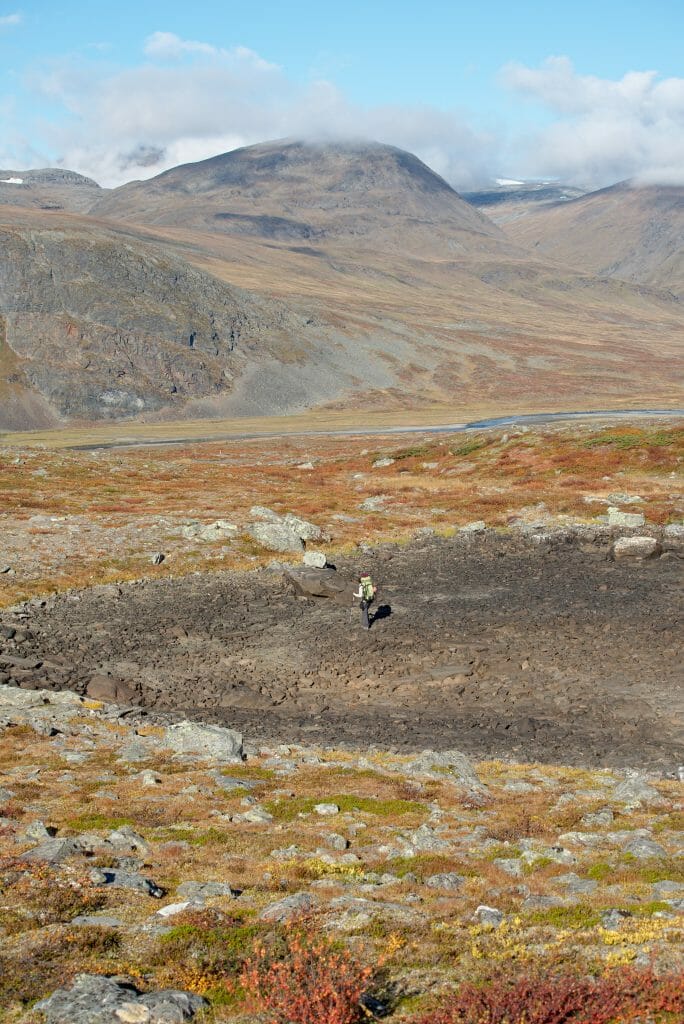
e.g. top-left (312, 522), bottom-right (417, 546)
top-left (360, 600), bottom-right (370, 629)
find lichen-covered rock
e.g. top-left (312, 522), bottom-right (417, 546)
top-left (34, 973), bottom-right (206, 1023)
top-left (162, 721), bottom-right (243, 762)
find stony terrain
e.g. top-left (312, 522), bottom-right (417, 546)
top-left (0, 684), bottom-right (682, 1022)
top-left (1, 527), bottom-right (682, 772)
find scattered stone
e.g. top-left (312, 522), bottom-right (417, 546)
top-left (474, 905), bottom-right (504, 926)
top-left (503, 780), bottom-right (536, 793)
top-left (373, 457), bottom-right (395, 468)
top-left (321, 832), bottom-right (350, 851)
top-left (460, 520), bottom-right (486, 533)
top-left (613, 775), bottom-right (664, 806)
top-left (359, 495), bottom-right (389, 512)
top-left (425, 872), bottom-right (464, 891)
top-left (71, 915), bottom-right (125, 928)
top-left (522, 894), bottom-right (566, 911)
top-left (247, 521), bottom-right (304, 553)
top-left (622, 835), bottom-right (667, 859)
top-left (89, 868), bottom-right (165, 898)
top-left (260, 891), bottom-right (315, 922)
top-left (314, 802), bottom-right (340, 816)
top-left (140, 770), bottom-right (162, 786)
top-left (21, 837), bottom-right (83, 863)
top-left (405, 749), bottom-right (483, 793)
top-left (151, 553), bottom-right (166, 565)
top-left (494, 858), bottom-right (524, 877)
top-left (611, 536), bottom-right (661, 560)
top-left (607, 508), bottom-right (646, 528)
top-left (581, 807), bottom-right (614, 827)
top-left (555, 872), bottom-right (598, 895)
top-left (283, 566), bottom-right (355, 605)
top-left (24, 819), bottom-right (56, 841)
top-left (303, 550), bottom-right (328, 568)
top-left (177, 881), bottom-right (239, 900)
top-left (156, 901), bottom-right (193, 918)
top-left (601, 908), bottom-right (632, 930)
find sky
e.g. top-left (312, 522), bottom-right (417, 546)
top-left (1, 0), bottom-right (683, 190)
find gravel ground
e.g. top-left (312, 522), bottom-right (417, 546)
top-left (1, 531), bottom-right (682, 771)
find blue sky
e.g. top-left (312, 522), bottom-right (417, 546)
top-left (2, 0), bottom-right (683, 188)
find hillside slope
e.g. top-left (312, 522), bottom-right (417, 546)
top-left (1, 142), bottom-right (683, 428)
top-left (504, 181), bottom-right (684, 296)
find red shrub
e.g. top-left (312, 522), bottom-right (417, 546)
top-left (240, 922), bottom-right (372, 1024)
top-left (417, 966), bottom-right (684, 1024)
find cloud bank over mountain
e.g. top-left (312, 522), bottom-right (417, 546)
top-left (7, 33), bottom-right (684, 188)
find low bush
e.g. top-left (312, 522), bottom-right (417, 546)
top-left (416, 966), bottom-right (684, 1024)
top-left (241, 921), bottom-right (373, 1024)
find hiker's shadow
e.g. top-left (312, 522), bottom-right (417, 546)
top-left (370, 604), bottom-right (392, 626)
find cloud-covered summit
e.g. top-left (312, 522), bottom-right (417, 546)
top-left (4, 33), bottom-right (684, 189)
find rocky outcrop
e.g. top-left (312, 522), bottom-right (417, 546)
top-left (0, 221), bottom-right (310, 424)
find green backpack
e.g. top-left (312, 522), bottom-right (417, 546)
top-left (360, 576), bottom-right (375, 601)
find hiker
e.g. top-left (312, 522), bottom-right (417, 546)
top-left (354, 572), bottom-right (377, 629)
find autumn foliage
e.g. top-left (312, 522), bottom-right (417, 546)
top-left (240, 922), bottom-right (373, 1024)
top-left (418, 966), bottom-right (684, 1024)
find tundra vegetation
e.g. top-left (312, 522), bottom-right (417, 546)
top-left (0, 421), bottom-right (681, 607)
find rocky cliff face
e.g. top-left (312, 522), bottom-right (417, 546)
top-left (0, 222), bottom-right (306, 420)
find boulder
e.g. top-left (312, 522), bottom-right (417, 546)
top-left (247, 521), bottom-right (304, 552)
top-left (162, 721), bottom-right (243, 762)
top-left (460, 520), bottom-right (486, 533)
top-left (607, 507), bottom-right (645, 528)
top-left (284, 567), bottom-right (356, 606)
top-left (246, 507), bottom-right (322, 551)
top-left (34, 973), bottom-right (206, 1024)
top-left (86, 675), bottom-right (138, 705)
top-left (611, 536), bottom-right (661, 560)
top-left (260, 891), bottom-right (315, 922)
top-left (303, 550), bottom-right (328, 568)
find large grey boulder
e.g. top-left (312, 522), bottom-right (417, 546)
top-left (284, 567), bottom-right (356, 606)
top-left (34, 973), bottom-right (206, 1023)
top-left (246, 507), bottom-right (322, 552)
top-left (162, 721), bottom-right (243, 762)
top-left (247, 521), bottom-right (304, 552)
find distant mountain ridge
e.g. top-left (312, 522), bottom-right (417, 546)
top-left (0, 140), bottom-right (682, 429)
top-left (503, 180), bottom-right (684, 296)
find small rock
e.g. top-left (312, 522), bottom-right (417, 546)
top-left (613, 775), bottom-right (664, 806)
top-left (151, 552), bottom-right (165, 565)
top-left (321, 832), bottom-right (350, 851)
top-left (522, 894), bottom-right (566, 911)
top-left (555, 872), bottom-right (598, 895)
top-left (425, 872), bottom-right (464, 890)
top-left (460, 520), bottom-right (486, 533)
top-left (156, 901), bottom-right (193, 918)
top-left (34, 974), bottom-right (206, 1024)
top-left (474, 905), bottom-right (504, 926)
top-left (581, 808), bottom-right (614, 827)
top-left (373, 457), bottom-right (395, 468)
top-left (607, 508), bottom-right (645, 528)
top-left (89, 868), bottom-right (165, 898)
top-left (314, 803), bottom-right (340, 816)
top-left (71, 915), bottom-right (125, 927)
top-left (494, 858), bottom-right (524, 877)
top-left (177, 881), bottom-right (239, 900)
top-left (601, 908), bottom-right (632, 930)
top-left (21, 837), bottom-right (82, 863)
top-left (303, 550), bottom-right (327, 568)
top-left (260, 891), bottom-right (315, 922)
top-left (24, 819), bottom-right (56, 842)
top-left (622, 835), bottom-right (667, 859)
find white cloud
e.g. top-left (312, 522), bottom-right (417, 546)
top-left (143, 31), bottom-right (279, 71)
top-left (16, 34), bottom-right (494, 188)
top-left (6, 37), bottom-right (683, 190)
top-left (501, 57), bottom-right (684, 186)
top-left (0, 12), bottom-right (22, 27)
